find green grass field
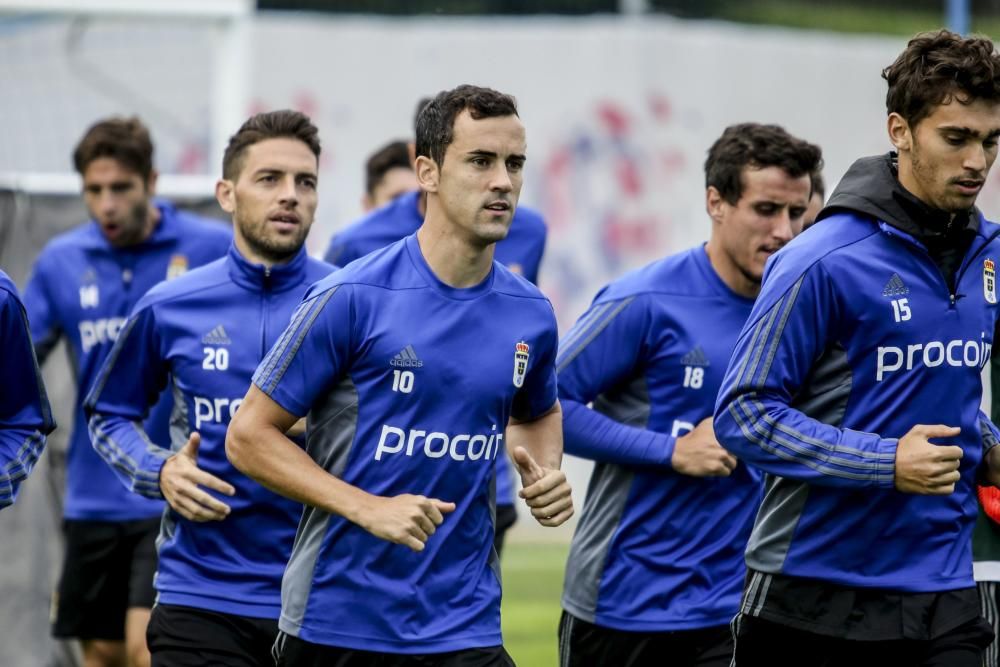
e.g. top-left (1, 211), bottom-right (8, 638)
top-left (501, 541), bottom-right (570, 667)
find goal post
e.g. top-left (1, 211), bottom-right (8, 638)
top-left (0, 0), bottom-right (253, 197)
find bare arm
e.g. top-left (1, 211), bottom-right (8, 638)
top-left (227, 385), bottom-right (453, 551)
top-left (506, 400), bottom-right (573, 527)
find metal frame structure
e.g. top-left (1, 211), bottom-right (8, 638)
top-left (0, 0), bottom-right (253, 196)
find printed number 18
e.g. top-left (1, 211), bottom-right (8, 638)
top-left (683, 366), bottom-right (704, 389)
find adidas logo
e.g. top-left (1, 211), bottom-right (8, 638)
top-left (680, 346), bottom-right (710, 367)
top-left (201, 325), bottom-right (232, 346)
top-left (883, 273), bottom-right (909, 297)
top-left (391, 344), bottom-right (423, 368)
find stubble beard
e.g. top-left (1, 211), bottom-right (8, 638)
top-left (910, 139), bottom-right (976, 214)
top-left (109, 200), bottom-right (153, 247)
top-left (235, 212), bottom-right (307, 264)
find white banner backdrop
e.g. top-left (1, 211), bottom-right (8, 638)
top-left (245, 15), bottom-right (962, 329)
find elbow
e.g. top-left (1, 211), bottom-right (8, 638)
top-left (712, 402), bottom-right (740, 453)
top-left (225, 415), bottom-right (253, 474)
top-left (87, 414), bottom-right (106, 449)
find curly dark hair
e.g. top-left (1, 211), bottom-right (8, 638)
top-left (73, 116), bottom-right (154, 181)
top-left (705, 123), bottom-right (823, 205)
top-left (883, 30), bottom-right (1000, 127)
top-left (222, 110), bottom-right (321, 180)
top-left (415, 85), bottom-right (518, 167)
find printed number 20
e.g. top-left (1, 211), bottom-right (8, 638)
top-left (392, 370), bottom-right (414, 393)
top-left (202, 347), bottom-right (229, 371)
top-left (891, 298), bottom-right (911, 323)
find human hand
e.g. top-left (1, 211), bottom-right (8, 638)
top-left (356, 494), bottom-right (456, 552)
top-left (894, 424), bottom-right (963, 495)
top-left (513, 446), bottom-right (574, 527)
top-left (161, 432), bottom-right (235, 521)
top-left (672, 418), bottom-right (738, 477)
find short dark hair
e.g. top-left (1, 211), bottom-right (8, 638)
top-left (811, 171), bottom-right (826, 200)
top-left (73, 116), bottom-right (154, 181)
top-left (415, 85), bottom-right (518, 166)
top-left (222, 110), bottom-right (321, 180)
top-left (884, 30), bottom-right (1000, 127)
top-left (413, 97), bottom-right (433, 135)
top-left (365, 140), bottom-right (412, 197)
top-left (705, 123), bottom-right (823, 204)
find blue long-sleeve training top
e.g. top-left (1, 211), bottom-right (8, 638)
top-left (714, 210), bottom-right (1000, 592)
top-left (22, 201), bottom-right (231, 521)
top-left (558, 246), bottom-right (761, 632)
top-left (0, 270), bottom-right (55, 508)
top-left (85, 244), bottom-right (334, 618)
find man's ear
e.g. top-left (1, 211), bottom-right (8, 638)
top-left (415, 155), bottom-right (440, 194)
top-left (215, 179), bottom-right (236, 214)
top-left (705, 186), bottom-right (726, 223)
top-left (887, 112), bottom-right (913, 153)
top-left (146, 169), bottom-right (159, 197)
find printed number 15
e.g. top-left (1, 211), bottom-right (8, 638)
top-left (891, 298), bottom-right (911, 323)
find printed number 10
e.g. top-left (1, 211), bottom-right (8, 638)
top-left (392, 370), bottom-right (414, 393)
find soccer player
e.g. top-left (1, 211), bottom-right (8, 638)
top-left (84, 110), bottom-right (333, 667)
top-left (23, 117), bottom-right (231, 667)
top-left (324, 98), bottom-right (550, 555)
top-left (0, 269), bottom-right (55, 509)
top-left (802, 170), bottom-right (825, 230)
top-left (227, 84), bottom-right (573, 666)
top-left (361, 139), bottom-right (418, 212)
top-left (556, 124), bottom-right (821, 667)
top-left (715, 30), bottom-right (1000, 666)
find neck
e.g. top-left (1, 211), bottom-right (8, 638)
top-left (704, 239), bottom-right (759, 298)
top-left (233, 229), bottom-right (295, 269)
top-left (416, 202), bottom-right (494, 288)
top-left (138, 202), bottom-right (161, 243)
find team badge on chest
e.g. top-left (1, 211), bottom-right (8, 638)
top-left (985, 259), bottom-right (997, 304)
top-left (513, 341), bottom-right (530, 388)
top-left (167, 254), bottom-right (189, 280)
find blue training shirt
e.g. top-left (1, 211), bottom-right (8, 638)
top-left (323, 192), bottom-right (549, 511)
top-left (254, 233), bottom-right (559, 653)
top-left (0, 270), bottom-right (55, 508)
top-left (715, 212), bottom-right (1000, 592)
top-left (558, 246), bottom-right (760, 632)
top-left (22, 201), bottom-right (231, 521)
top-left (85, 245), bottom-right (334, 617)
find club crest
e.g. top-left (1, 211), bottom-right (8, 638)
top-left (513, 341), bottom-right (529, 388)
top-left (986, 259), bottom-right (996, 305)
top-left (167, 254), bottom-right (189, 280)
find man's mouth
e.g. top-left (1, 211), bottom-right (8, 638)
top-left (954, 178), bottom-right (985, 195)
top-left (269, 212), bottom-right (301, 231)
top-left (484, 201), bottom-right (511, 213)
